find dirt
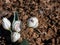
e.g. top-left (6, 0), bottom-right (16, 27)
top-left (0, 0), bottom-right (60, 45)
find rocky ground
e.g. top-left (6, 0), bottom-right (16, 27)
top-left (0, 0), bottom-right (60, 45)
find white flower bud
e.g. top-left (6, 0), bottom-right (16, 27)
top-left (2, 17), bottom-right (11, 30)
top-left (11, 32), bottom-right (20, 42)
top-left (12, 20), bottom-right (22, 32)
top-left (27, 17), bottom-right (38, 28)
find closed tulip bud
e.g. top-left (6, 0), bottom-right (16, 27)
top-left (11, 32), bottom-right (20, 42)
top-left (12, 20), bottom-right (22, 32)
top-left (27, 17), bottom-right (38, 28)
top-left (12, 11), bottom-right (22, 32)
top-left (2, 17), bottom-right (11, 30)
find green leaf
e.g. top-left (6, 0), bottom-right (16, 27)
top-left (20, 39), bottom-right (29, 45)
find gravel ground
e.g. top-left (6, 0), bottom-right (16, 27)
top-left (0, 0), bottom-right (60, 45)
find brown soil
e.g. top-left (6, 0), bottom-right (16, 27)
top-left (0, 0), bottom-right (60, 45)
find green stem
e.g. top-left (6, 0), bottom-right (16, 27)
top-left (9, 30), bottom-right (12, 33)
top-left (14, 11), bottom-right (18, 21)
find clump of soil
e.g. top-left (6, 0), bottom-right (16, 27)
top-left (0, 0), bottom-right (60, 45)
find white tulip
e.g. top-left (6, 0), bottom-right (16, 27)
top-left (12, 11), bottom-right (22, 32)
top-left (2, 17), bottom-right (11, 30)
top-left (11, 32), bottom-right (20, 42)
top-left (27, 17), bottom-right (38, 28)
top-left (12, 20), bottom-right (22, 32)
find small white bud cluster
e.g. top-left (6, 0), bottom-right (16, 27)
top-left (2, 17), bottom-right (21, 42)
top-left (11, 11), bottom-right (22, 42)
top-left (2, 12), bottom-right (22, 42)
top-left (2, 12), bottom-right (39, 42)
